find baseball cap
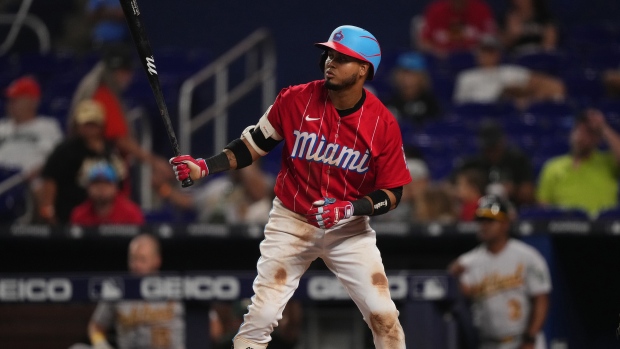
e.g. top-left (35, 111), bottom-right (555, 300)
top-left (5, 76), bottom-right (41, 99)
top-left (87, 162), bottom-right (118, 183)
top-left (74, 100), bottom-right (105, 125)
top-left (475, 195), bottom-right (512, 221)
top-left (396, 52), bottom-right (427, 71)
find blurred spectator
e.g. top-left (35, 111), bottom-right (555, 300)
top-left (416, 0), bottom-right (497, 58)
top-left (384, 52), bottom-right (442, 126)
top-left (501, 0), bottom-right (558, 56)
top-left (153, 162), bottom-right (273, 224)
top-left (537, 109), bottom-right (620, 218)
top-left (454, 168), bottom-right (486, 221)
top-left (448, 195), bottom-right (551, 349)
top-left (70, 161), bottom-right (143, 226)
top-left (70, 45), bottom-right (172, 181)
top-left (39, 99), bottom-right (126, 225)
top-left (209, 299), bottom-right (302, 349)
top-left (415, 183), bottom-right (458, 224)
top-left (87, 234), bottom-right (185, 349)
top-left (86, 0), bottom-right (130, 49)
top-left (455, 120), bottom-right (536, 207)
top-left (0, 76), bottom-right (63, 179)
top-left (453, 35), bottom-right (565, 108)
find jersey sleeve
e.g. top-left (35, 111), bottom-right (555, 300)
top-left (373, 119), bottom-right (412, 189)
top-left (91, 302), bottom-right (115, 328)
top-left (525, 250), bottom-right (552, 295)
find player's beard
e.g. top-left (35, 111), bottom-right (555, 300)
top-left (325, 72), bottom-right (358, 91)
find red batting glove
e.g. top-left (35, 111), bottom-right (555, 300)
top-left (306, 197), bottom-right (354, 229)
top-left (169, 155), bottom-right (209, 182)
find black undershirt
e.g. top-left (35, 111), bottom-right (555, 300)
top-left (336, 89), bottom-right (366, 117)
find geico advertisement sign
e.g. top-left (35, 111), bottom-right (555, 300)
top-left (0, 278), bottom-right (72, 302)
top-left (141, 276), bottom-right (240, 300)
top-left (307, 276), bottom-right (408, 300)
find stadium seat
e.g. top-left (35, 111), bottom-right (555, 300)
top-left (597, 99), bottom-right (620, 130)
top-left (451, 102), bottom-right (513, 120)
top-left (518, 206), bottom-right (590, 221)
top-left (514, 51), bottom-right (568, 77)
top-left (563, 73), bottom-right (605, 105)
top-left (564, 23), bottom-right (620, 53)
top-left (446, 51), bottom-right (476, 75)
top-left (524, 101), bottom-right (575, 117)
top-left (595, 207), bottom-right (620, 221)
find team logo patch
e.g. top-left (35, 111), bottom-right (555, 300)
top-left (332, 30), bottom-right (344, 42)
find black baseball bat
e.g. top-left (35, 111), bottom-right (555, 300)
top-left (118, 0), bottom-right (193, 187)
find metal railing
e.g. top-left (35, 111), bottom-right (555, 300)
top-left (178, 27), bottom-right (276, 154)
top-left (0, 0), bottom-right (51, 55)
top-left (126, 107), bottom-right (153, 210)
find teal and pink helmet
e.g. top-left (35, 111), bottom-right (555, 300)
top-left (315, 25), bottom-right (382, 80)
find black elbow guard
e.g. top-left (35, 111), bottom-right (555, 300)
top-left (224, 138), bottom-right (253, 169)
top-left (389, 186), bottom-right (403, 207)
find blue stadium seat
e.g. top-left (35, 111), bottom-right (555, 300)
top-left (597, 99), bottom-right (620, 130)
top-left (518, 206), bottom-right (589, 221)
top-left (524, 101), bottom-right (575, 117)
top-left (595, 207), bottom-right (620, 221)
top-left (444, 51), bottom-right (476, 74)
top-left (583, 47), bottom-right (620, 71)
top-left (513, 51), bottom-right (568, 77)
top-left (563, 73), bottom-right (605, 105)
top-left (451, 102), bottom-right (503, 118)
top-left (564, 24), bottom-right (620, 53)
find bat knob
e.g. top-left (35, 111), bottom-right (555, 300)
top-left (181, 177), bottom-right (194, 188)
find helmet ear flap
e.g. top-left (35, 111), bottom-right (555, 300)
top-left (318, 51), bottom-right (328, 73)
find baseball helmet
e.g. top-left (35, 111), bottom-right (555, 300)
top-left (315, 25), bottom-right (381, 80)
top-left (475, 195), bottom-right (513, 222)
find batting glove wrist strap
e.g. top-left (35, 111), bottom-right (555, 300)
top-left (306, 197), bottom-right (354, 229)
top-left (169, 155), bottom-right (209, 182)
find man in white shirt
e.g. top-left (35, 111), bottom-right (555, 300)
top-left (453, 36), bottom-right (564, 108)
top-left (449, 195), bottom-right (552, 349)
top-left (0, 76), bottom-right (63, 176)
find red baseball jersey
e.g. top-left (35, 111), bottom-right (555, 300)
top-left (266, 80), bottom-right (411, 214)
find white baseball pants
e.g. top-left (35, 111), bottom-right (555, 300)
top-left (233, 198), bottom-right (405, 349)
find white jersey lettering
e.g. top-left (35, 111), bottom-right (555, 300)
top-left (291, 130), bottom-right (370, 173)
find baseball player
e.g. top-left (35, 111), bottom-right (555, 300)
top-left (88, 234), bottom-right (185, 349)
top-left (448, 195), bottom-right (552, 349)
top-left (170, 25), bottom-right (411, 349)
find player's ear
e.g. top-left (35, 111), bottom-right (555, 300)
top-left (359, 62), bottom-right (369, 79)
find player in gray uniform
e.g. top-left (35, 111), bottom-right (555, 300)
top-left (449, 195), bottom-right (551, 349)
top-left (88, 234), bottom-right (185, 349)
